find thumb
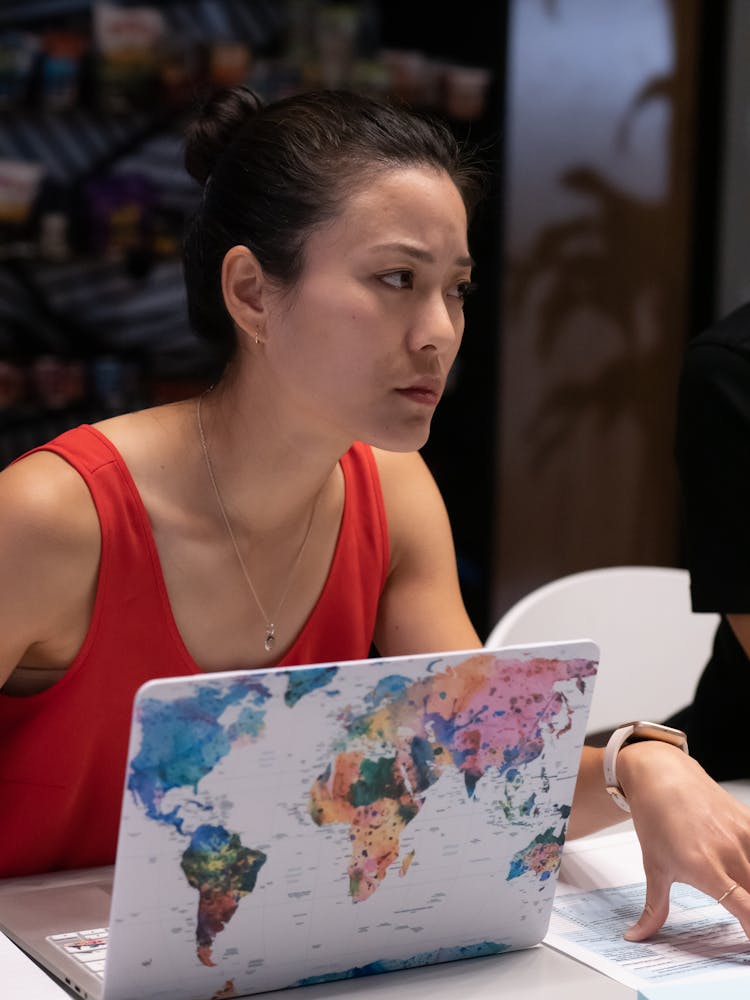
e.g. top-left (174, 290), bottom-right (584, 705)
top-left (623, 871), bottom-right (671, 941)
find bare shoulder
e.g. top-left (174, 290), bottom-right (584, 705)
top-left (370, 448), bottom-right (444, 509)
top-left (369, 448), bottom-right (453, 562)
top-left (0, 449), bottom-right (99, 548)
top-left (0, 451), bottom-right (100, 682)
top-left (369, 449), bottom-right (480, 654)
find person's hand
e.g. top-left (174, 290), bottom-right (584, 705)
top-left (617, 740), bottom-right (750, 940)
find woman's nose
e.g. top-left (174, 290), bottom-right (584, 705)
top-left (408, 294), bottom-right (463, 353)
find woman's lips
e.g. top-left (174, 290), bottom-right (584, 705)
top-left (395, 376), bottom-right (442, 406)
top-left (396, 386), bottom-right (440, 405)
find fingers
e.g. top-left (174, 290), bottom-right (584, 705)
top-left (702, 851), bottom-right (750, 939)
top-left (714, 881), bottom-right (750, 939)
top-left (623, 868), bottom-right (671, 942)
top-left (625, 873), bottom-right (750, 943)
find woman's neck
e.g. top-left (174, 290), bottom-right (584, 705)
top-left (191, 378), bottom-right (351, 536)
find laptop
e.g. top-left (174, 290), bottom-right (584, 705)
top-left (0, 640), bottom-right (598, 1000)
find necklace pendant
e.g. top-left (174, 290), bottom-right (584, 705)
top-left (264, 626), bottom-right (276, 652)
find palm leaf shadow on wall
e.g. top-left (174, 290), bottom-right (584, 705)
top-left (507, 0), bottom-right (688, 471)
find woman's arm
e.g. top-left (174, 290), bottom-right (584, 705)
top-left (728, 614), bottom-right (750, 659)
top-left (615, 739), bottom-right (750, 940)
top-left (371, 449), bottom-right (750, 940)
top-left (570, 741), bottom-right (750, 938)
top-left (371, 449), bottom-right (481, 657)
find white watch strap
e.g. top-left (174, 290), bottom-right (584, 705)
top-left (603, 724), bottom-right (637, 812)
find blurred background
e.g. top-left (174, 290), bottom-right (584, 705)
top-left (0, 0), bottom-right (745, 640)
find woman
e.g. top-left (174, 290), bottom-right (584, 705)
top-left (1, 87), bottom-right (749, 942)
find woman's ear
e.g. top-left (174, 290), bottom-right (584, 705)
top-left (221, 245), bottom-right (267, 340)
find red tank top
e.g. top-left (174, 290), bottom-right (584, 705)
top-left (0, 426), bottom-right (389, 877)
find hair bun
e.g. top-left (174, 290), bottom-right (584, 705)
top-left (184, 86), bottom-right (263, 186)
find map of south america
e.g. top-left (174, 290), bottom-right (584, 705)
top-left (181, 825), bottom-right (267, 966)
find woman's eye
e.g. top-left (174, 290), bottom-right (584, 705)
top-left (380, 270), bottom-right (414, 290)
top-left (452, 280), bottom-right (479, 301)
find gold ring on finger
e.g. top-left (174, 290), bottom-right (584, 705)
top-left (717, 882), bottom-right (739, 904)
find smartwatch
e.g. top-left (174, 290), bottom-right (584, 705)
top-left (603, 721), bottom-right (689, 812)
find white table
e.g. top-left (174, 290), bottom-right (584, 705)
top-left (0, 844), bottom-right (636, 1000)
top-left (1, 929), bottom-right (633, 1000)
top-left (6, 783), bottom-right (749, 999)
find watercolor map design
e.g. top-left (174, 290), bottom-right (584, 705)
top-left (105, 647), bottom-right (597, 1000)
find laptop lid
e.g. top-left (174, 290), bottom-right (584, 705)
top-left (101, 640), bottom-right (598, 1000)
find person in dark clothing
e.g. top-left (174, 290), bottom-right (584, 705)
top-left (670, 302), bottom-right (750, 780)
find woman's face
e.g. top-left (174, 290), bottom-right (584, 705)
top-left (264, 166), bottom-right (473, 453)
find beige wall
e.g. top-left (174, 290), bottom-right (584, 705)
top-left (491, 0), bottom-right (700, 619)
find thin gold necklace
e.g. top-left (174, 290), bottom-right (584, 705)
top-left (196, 392), bottom-right (322, 653)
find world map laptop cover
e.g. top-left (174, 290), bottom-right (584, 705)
top-left (103, 642), bottom-right (598, 1000)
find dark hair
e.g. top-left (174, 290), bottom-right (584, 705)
top-left (183, 87), bottom-right (487, 364)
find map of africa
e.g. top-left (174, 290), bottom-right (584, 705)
top-left (104, 647), bottom-right (597, 1000)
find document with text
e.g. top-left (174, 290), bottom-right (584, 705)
top-left (545, 829), bottom-right (750, 999)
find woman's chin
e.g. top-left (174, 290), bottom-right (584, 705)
top-left (363, 421), bottom-right (433, 454)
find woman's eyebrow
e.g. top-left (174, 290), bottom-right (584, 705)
top-left (368, 241), bottom-right (474, 268)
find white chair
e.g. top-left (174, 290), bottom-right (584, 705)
top-left (485, 566), bottom-right (720, 735)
